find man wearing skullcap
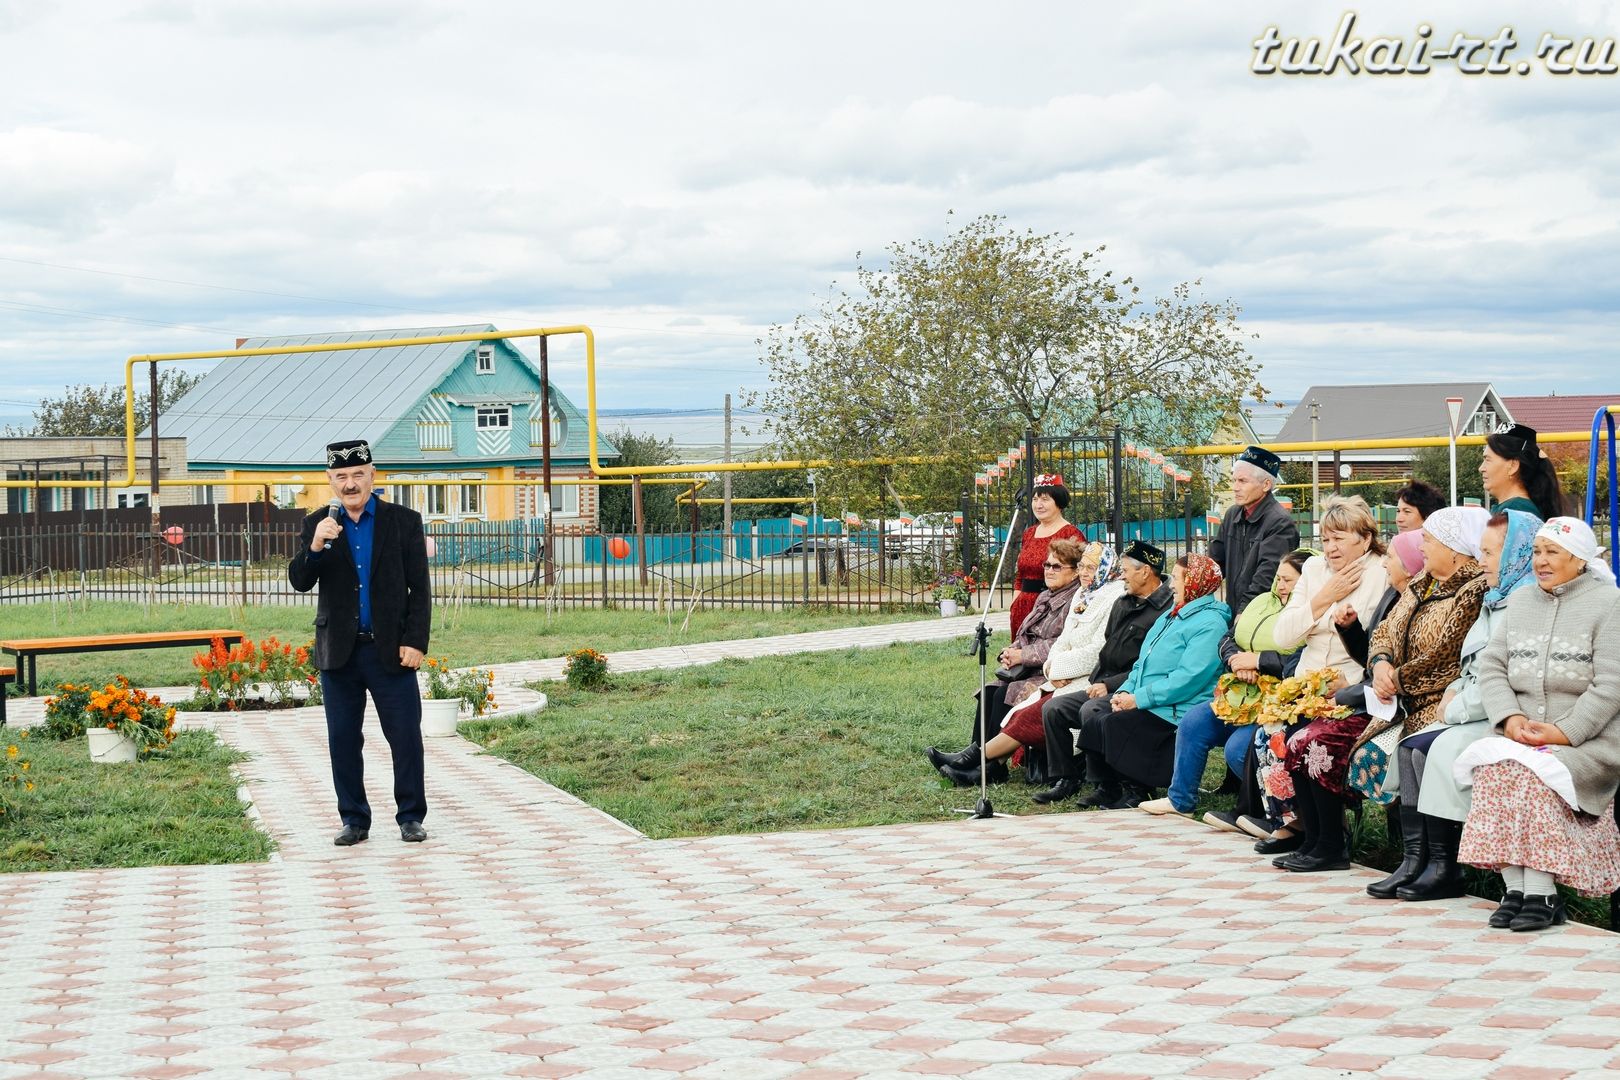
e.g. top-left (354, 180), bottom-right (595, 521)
top-left (288, 438), bottom-right (433, 846)
top-left (1210, 445), bottom-right (1300, 614)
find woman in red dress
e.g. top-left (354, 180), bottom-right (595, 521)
top-left (1008, 473), bottom-right (1084, 638)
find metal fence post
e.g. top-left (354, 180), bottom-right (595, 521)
top-left (1111, 426), bottom-right (1125, 552)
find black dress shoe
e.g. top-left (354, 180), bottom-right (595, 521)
top-left (1033, 778), bottom-right (1083, 804)
top-left (334, 824), bottom-right (369, 846)
top-left (1078, 784), bottom-right (1122, 808)
top-left (400, 821), bottom-right (428, 843)
top-left (1488, 891), bottom-right (1525, 929)
top-left (1104, 784), bottom-right (1151, 810)
top-left (1254, 829), bottom-right (1303, 855)
top-left (1278, 851), bottom-right (1351, 873)
top-left (1509, 894), bottom-right (1566, 932)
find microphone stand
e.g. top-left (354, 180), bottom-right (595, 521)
top-left (957, 495), bottom-right (1023, 821)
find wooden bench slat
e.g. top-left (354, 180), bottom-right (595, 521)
top-left (0, 631), bottom-right (244, 650)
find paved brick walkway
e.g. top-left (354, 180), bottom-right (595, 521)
top-left (6, 615), bottom-right (1620, 1079)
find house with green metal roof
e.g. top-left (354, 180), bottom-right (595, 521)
top-left (159, 325), bottom-right (619, 524)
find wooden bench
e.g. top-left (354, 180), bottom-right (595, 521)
top-left (0, 631), bottom-right (246, 698)
top-left (0, 665), bottom-right (13, 727)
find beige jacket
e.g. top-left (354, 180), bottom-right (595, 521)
top-left (1272, 551), bottom-right (1390, 686)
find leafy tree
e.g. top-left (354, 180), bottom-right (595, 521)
top-left (596, 427), bottom-right (683, 532)
top-left (748, 213), bottom-right (1263, 516)
top-left (3, 371), bottom-right (202, 437)
top-left (1412, 444), bottom-right (1484, 505)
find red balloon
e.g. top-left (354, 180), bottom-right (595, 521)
top-left (607, 537), bottom-right (630, 559)
top-left (162, 525), bottom-right (185, 546)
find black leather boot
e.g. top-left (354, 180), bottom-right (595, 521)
top-left (1280, 778), bottom-right (1350, 871)
top-left (938, 759), bottom-right (1009, 788)
top-left (1105, 783), bottom-right (1152, 810)
top-left (1509, 893), bottom-right (1566, 931)
top-left (1488, 891), bottom-right (1525, 929)
top-left (1366, 803), bottom-right (1427, 899)
top-left (1079, 782), bottom-right (1122, 808)
top-left (1033, 777), bottom-right (1083, 804)
top-left (1396, 816), bottom-right (1467, 901)
top-left (926, 744), bottom-right (978, 770)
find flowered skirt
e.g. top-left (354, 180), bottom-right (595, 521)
top-left (1458, 761), bottom-right (1620, 897)
top-left (1283, 714), bottom-right (1373, 799)
top-left (1256, 723), bottom-right (1298, 820)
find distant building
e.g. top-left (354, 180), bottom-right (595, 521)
top-left (1500, 394), bottom-right (1620, 436)
top-left (158, 325), bottom-right (619, 525)
top-left (1, 436), bottom-right (195, 515)
top-left (1244, 399), bottom-right (1296, 444)
top-left (1274, 382), bottom-right (1513, 480)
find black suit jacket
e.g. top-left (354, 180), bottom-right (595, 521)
top-left (287, 498), bottom-right (432, 672)
top-left (1090, 582), bottom-right (1173, 693)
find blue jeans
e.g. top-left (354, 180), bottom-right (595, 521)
top-left (1167, 701), bottom-right (1253, 812)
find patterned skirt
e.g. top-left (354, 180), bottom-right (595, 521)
top-left (1283, 714), bottom-right (1373, 799)
top-left (1256, 723), bottom-right (1297, 820)
top-left (1458, 761), bottom-right (1620, 897)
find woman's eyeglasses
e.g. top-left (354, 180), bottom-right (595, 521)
top-left (1042, 561), bottom-right (1072, 570)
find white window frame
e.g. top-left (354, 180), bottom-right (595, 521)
top-left (424, 484), bottom-right (448, 518)
top-left (475, 345), bottom-right (495, 374)
top-left (476, 406), bottom-right (510, 430)
top-left (460, 480), bottom-right (482, 516)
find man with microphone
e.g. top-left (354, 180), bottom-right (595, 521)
top-left (289, 439), bottom-right (433, 845)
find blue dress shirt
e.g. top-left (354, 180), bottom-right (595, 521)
top-left (309, 494), bottom-right (377, 634)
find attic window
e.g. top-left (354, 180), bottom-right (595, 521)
top-left (476, 406), bottom-right (510, 430)
top-left (475, 345), bottom-right (495, 374)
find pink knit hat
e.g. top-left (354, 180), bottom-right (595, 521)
top-left (1390, 529), bottom-right (1425, 576)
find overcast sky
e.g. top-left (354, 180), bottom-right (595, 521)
top-left (3, 0), bottom-right (1617, 432)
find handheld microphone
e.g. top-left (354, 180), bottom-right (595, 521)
top-left (325, 499), bottom-right (341, 550)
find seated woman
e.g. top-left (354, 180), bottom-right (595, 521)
top-left (928, 537), bottom-right (1084, 785)
top-left (1455, 517), bottom-right (1620, 931)
top-left (1279, 506), bottom-right (1488, 873)
top-left (1076, 553), bottom-right (1231, 809)
top-left (943, 647), bottom-right (1096, 784)
top-left (1008, 474), bottom-right (1085, 639)
top-left (1365, 509), bottom-right (1539, 901)
top-left (1247, 497), bottom-right (1391, 850)
top-left (1481, 423), bottom-right (1566, 520)
top-left (1139, 549), bottom-right (1309, 819)
top-left (1043, 544), bottom-right (1124, 683)
top-left (1394, 481), bottom-right (1446, 533)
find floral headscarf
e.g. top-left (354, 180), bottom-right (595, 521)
top-left (1485, 509), bottom-right (1541, 608)
top-left (1538, 516), bottom-right (1619, 586)
top-left (1174, 552), bottom-right (1223, 616)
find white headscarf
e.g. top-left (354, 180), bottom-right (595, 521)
top-left (1423, 505), bottom-right (1492, 560)
top-left (1537, 517), bottom-right (1619, 586)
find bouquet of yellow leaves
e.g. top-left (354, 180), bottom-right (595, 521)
top-left (1257, 668), bottom-right (1350, 728)
top-left (1212, 672), bottom-right (1278, 726)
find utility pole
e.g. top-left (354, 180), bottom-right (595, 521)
top-left (722, 394), bottom-right (733, 556)
top-left (539, 335), bottom-right (555, 586)
top-left (149, 364), bottom-right (162, 581)
top-left (1309, 399), bottom-right (1321, 530)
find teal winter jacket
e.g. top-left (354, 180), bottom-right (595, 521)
top-left (1118, 593), bottom-right (1233, 724)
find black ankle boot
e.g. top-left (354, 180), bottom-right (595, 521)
top-left (938, 759), bottom-right (1008, 788)
top-left (1509, 893), bottom-right (1566, 931)
top-left (1367, 804), bottom-right (1427, 899)
top-left (1396, 816), bottom-right (1467, 901)
top-left (1033, 777), bottom-right (1083, 804)
top-left (927, 744), bottom-right (978, 770)
top-left (1488, 891), bottom-right (1525, 929)
top-left (1105, 783), bottom-right (1151, 810)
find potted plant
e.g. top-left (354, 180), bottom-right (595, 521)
top-left (419, 658), bottom-right (498, 737)
top-left (81, 678), bottom-right (177, 763)
top-left (930, 569), bottom-right (980, 617)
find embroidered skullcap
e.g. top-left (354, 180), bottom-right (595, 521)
top-left (1422, 505), bottom-right (1491, 560)
top-left (1121, 539), bottom-right (1166, 578)
top-left (325, 439), bottom-right (373, 468)
top-left (1234, 445), bottom-right (1282, 478)
top-left (1537, 516), bottom-right (1618, 586)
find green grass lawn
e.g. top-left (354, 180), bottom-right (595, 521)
top-left (0, 729), bottom-right (274, 873)
top-left (468, 640), bottom-right (1616, 930)
top-left (0, 601), bottom-right (923, 692)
